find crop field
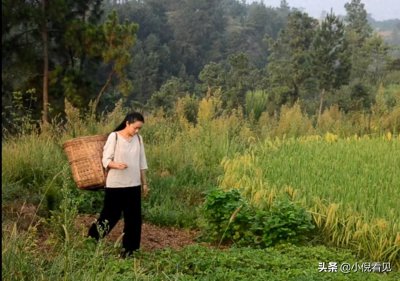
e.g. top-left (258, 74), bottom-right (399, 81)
top-left (219, 136), bottom-right (400, 265)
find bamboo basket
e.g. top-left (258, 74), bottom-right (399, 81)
top-left (63, 134), bottom-right (108, 190)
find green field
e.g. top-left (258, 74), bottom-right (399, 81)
top-left (219, 136), bottom-right (400, 266)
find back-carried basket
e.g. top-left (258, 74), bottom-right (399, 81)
top-left (63, 135), bottom-right (108, 190)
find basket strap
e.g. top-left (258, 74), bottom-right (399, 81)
top-left (114, 132), bottom-right (118, 156)
top-left (105, 132), bottom-right (118, 174)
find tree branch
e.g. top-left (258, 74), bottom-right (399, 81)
top-left (92, 68), bottom-right (115, 114)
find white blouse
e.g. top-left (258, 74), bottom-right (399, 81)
top-left (102, 132), bottom-right (148, 188)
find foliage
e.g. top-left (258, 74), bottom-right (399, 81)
top-left (90, 10), bottom-right (139, 113)
top-left (311, 11), bottom-right (351, 118)
top-left (345, 0), bottom-right (372, 42)
top-left (2, 0), bottom-right (105, 121)
top-left (175, 95), bottom-right (199, 125)
top-left (267, 11), bottom-right (318, 108)
top-left (336, 79), bottom-right (374, 112)
top-left (199, 189), bottom-right (248, 243)
top-left (2, 89), bottom-right (39, 136)
top-left (316, 104), bottom-right (345, 134)
top-left (167, 0), bottom-right (227, 77)
top-left (3, 2), bottom-right (400, 277)
top-left (148, 77), bottom-right (190, 113)
top-left (199, 62), bottom-right (225, 92)
top-left (199, 189), bottom-right (315, 248)
top-left (2, 0), bottom-right (399, 123)
top-left (138, 244), bottom-right (400, 280)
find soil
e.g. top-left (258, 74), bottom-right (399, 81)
top-left (75, 214), bottom-right (200, 251)
top-left (4, 203), bottom-right (201, 252)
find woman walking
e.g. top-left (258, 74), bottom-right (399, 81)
top-left (88, 112), bottom-right (149, 257)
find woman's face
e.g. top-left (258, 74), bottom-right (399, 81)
top-left (126, 120), bottom-right (143, 135)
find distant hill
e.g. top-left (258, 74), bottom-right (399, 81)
top-left (368, 16), bottom-right (400, 45)
top-left (318, 12), bottom-right (400, 45)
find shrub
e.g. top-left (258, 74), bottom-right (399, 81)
top-left (199, 188), bottom-right (249, 244)
top-left (199, 189), bottom-right (315, 247)
top-left (251, 198), bottom-right (315, 247)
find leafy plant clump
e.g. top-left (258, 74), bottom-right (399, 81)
top-left (199, 189), bottom-right (315, 247)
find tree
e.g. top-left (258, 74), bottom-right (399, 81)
top-left (110, 0), bottom-right (175, 103)
top-left (344, 0), bottom-right (373, 80)
top-left (199, 62), bottom-right (226, 92)
top-left (2, 0), bottom-right (41, 122)
top-left (148, 77), bottom-right (190, 113)
top-left (343, 0), bottom-right (390, 109)
top-left (311, 11), bottom-right (350, 119)
top-left (362, 34), bottom-right (390, 84)
top-left (224, 52), bottom-right (258, 109)
top-left (266, 11), bottom-right (318, 109)
top-left (169, 0), bottom-right (226, 76)
top-left (241, 3), bottom-right (280, 67)
top-left (91, 11), bottom-right (139, 113)
top-left (2, 0), bottom-right (64, 124)
top-left (2, 0), bottom-right (104, 124)
top-left (344, 0), bottom-right (372, 42)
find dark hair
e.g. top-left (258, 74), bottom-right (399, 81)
top-left (113, 112), bottom-right (145, 132)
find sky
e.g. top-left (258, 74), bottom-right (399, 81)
top-left (247, 0), bottom-right (400, 21)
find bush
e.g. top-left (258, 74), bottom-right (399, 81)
top-left (199, 189), bottom-right (252, 245)
top-left (251, 198), bottom-right (315, 247)
top-left (199, 189), bottom-right (315, 247)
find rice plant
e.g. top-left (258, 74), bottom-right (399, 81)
top-left (219, 136), bottom-right (400, 266)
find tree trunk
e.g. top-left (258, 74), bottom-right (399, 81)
top-left (92, 69), bottom-right (115, 115)
top-left (41, 0), bottom-right (49, 125)
top-left (318, 88), bottom-right (325, 124)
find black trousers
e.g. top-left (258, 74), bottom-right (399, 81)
top-left (88, 186), bottom-right (142, 254)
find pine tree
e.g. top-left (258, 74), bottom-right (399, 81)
top-left (344, 0), bottom-right (373, 80)
top-left (267, 11), bottom-right (318, 108)
top-left (311, 11), bottom-right (351, 119)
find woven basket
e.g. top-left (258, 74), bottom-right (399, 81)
top-left (63, 134), bottom-right (108, 190)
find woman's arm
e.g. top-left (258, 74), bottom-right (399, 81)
top-left (102, 132), bottom-right (127, 170)
top-left (140, 169), bottom-right (149, 197)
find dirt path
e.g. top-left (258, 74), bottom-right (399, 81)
top-left (4, 203), bottom-right (200, 252)
top-left (75, 214), bottom-right (200, 251)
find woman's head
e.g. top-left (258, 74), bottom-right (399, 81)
top-left (114, 112), bottom-right (145, 134)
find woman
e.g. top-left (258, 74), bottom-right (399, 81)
top-left (88, 112), bottom-right (149, 257)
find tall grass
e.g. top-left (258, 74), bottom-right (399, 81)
top-left (1, 133), bottom-right (66, 211)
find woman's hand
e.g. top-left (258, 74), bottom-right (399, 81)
top-left (109, 161), bottom-right (128, 170)
top-left (142, 184), bottom-right (149, 197)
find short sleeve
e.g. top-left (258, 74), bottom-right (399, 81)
top-left (102, 132), bottom-right (117, 169)
top-left (139, 135), bottom-right (148, 170)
